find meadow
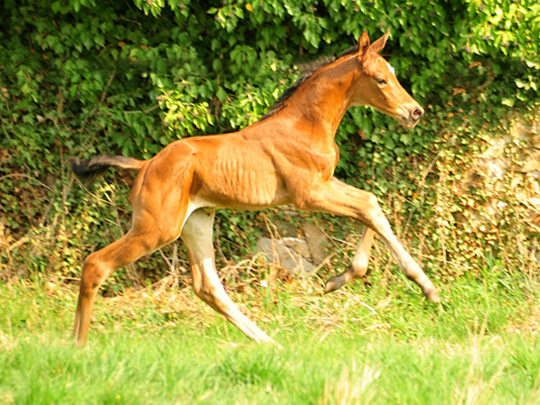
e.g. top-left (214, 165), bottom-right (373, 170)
top-left (1, 256), bottom-right (539, 405)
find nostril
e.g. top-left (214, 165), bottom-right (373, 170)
top-left (411, 108), bottom-right (423, 120)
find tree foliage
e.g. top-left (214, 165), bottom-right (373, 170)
top-left (1, 0), bottom-right (539, 283)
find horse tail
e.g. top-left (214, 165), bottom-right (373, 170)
top-left (70, 155), bottom-right (146, 180)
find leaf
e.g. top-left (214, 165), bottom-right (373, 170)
top-left (501, 98), bottom-right (515, 107)
top-left (304, 29), bottom-right (319, 49)
top-left (384, 137), bottom-right (396, 150)
top-left (216, 87), bottom-right (227, 102)
top-left (400, 133), bottom-right (412, 146)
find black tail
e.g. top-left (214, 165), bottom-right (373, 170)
top-left (70, 155), bottom-right (145, 180)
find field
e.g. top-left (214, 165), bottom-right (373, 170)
top-left (1, 257), bottom-right (539, 405)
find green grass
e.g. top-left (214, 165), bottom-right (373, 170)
top-left (1, 266), bottom-right (539, 404)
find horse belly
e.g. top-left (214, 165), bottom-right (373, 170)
top-left (196, 154), bottom-right (289, 209)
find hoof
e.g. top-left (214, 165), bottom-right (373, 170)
top-left (324, 274), bottom-right (347, 294)
top-left (424, 288), bottom-right (441, 303)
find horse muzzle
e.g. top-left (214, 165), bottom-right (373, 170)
top-left (398, 104), bottom-right (424, 129)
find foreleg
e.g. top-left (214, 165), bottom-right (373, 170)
top-left (297, 177), bottom-right (440, 302)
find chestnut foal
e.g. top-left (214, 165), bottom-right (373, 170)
top-left (71, 31), bottom-right (440, 346)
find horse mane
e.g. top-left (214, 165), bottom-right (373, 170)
top-left (259, 44), bottom-right (360, 121)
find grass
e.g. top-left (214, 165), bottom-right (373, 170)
top-left (1, 261), bottom-right (539, 404)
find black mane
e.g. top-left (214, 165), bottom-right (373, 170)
top-left (259, 44), bottom-right (359, 121)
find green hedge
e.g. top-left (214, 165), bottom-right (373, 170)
top-left (1, 0), bottom-right (539, 284)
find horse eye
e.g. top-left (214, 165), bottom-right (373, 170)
top-left (376, 78), bottom-right (387, 85)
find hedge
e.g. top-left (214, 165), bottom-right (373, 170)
top-left (1, 0), bottom-right (539, 286)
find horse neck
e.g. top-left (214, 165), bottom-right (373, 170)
top-left (280, 57), bottom-right (359, 141)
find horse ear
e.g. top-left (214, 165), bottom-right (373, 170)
top-left (370, 30), bottom-right (390, 54)
top-left (357, 31), bottom-right (371, 58)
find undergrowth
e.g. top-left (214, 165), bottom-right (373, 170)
top-left (1, 257), bottom-right (539, 404)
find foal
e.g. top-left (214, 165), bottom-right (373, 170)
top-left (71, 30), bottom-right (440, 346)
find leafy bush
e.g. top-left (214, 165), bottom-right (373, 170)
top-left (1, 0), bottom-right (539, 285)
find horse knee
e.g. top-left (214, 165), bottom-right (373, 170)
top-left (363, 191), bottom-right (379, 208)
top-left (361, 192), bottom-right (389, 226)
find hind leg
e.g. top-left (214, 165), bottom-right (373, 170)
top-left (73, 226), bottom-right (163, 346)
top-left (181, 209), bottom-right (276, 344)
